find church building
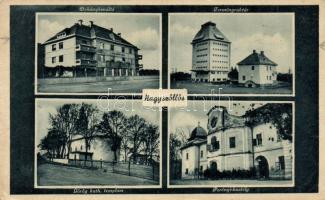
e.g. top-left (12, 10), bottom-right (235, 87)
top-left (180, 104), bottom-right (293, 180)
top-left (191, 21), bottom-right (231, 83)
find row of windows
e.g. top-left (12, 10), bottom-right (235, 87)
top-left (195, 66), bottom-right (208, 69)
top-left (51, 55), bottom-right (64, 63)
top-left (196, 54), bottom-right (208, 57)
top-left (210, 136), bottom-right (236, 149)
top-left (212, 60), bottom-right (228, 63)
top-left (212, 66), bottom-right (228, 69)
top-left (99, 42), bottom-right (133, 54)
top-left (186, 150), bottom-right (205, 160)
top-left (196, 42), bottom-right (208, 47)
top-left (98, 55), bottom-right (131, 63)
top-left (213, 42), bottom-right (228, 47)
top-left (196, 48), bottom-right (208, 52)
top-left (196, 60), bottom-right (208, 63)
top-left (51, 42), bottom-right (64, 51)
top-left (212, 48), bottom-right (227, 52)
top-left (212, 54), bottom-right (228, 58)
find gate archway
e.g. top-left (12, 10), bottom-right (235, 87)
top-left (255, 156), bottom-right (269, 179)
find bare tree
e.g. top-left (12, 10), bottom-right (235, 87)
top-left (75, 103), bottom-right (99, 161)
top-left (126, 115), bottom-right (147, 163)
top-left (48, 104), bottom-right (79, 158)
top-left (98, 110), bottom-right (126, 161)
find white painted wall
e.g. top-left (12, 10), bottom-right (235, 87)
top-left (181, 145), bottom-right (199, 178)
top-left (45, 37), bottom-right (76, 67)
top-left (238, 64), bottom-right (276, 85)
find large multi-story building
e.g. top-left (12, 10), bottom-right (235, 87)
top-left (180, 104), bottom-right (293, 180)
top-left (42, 20), bottom-right (142, 77)
top-left (191, 21), bottom-right (231, 83)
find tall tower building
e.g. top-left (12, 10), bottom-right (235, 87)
top-left (191, 21), bottom-right (231, 83)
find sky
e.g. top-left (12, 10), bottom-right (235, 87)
top-left (37, 13), bottom-right (161, 70)
top-left (169, 13), bottom-right (294, 73)
top-left (36, 99), bottom-right (161, 146)
top-left (169, 101), bottom-right (265, 140)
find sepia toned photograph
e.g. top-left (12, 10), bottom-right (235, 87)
top-left (35, 99), bottom-right (161, 187)
top-left (169, 101), bottom-right (294, 187)
top-left (169, 13), bottom-right (294, 96)
top-left (36, 13), bottom-right (161, 94)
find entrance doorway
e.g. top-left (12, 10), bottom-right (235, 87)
top-left (255, 156), bottom-right (269, 179)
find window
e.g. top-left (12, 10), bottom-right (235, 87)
top-left (80, 145), bottom-right (83, 150)
top-left (251, 65), bottom-right (254, 70)
top-left (51, 57), bottom-right (56, 64)
top-left (279, 156), bottom-right (285, 170)
top-left (200, 166), bottom-right (203, 172)
top-left (186, 153), bottom-right (189, 160)
top-left (256, 133), bottom-right (263, 146)
top-left (52, 44), bottom-right (56, 51)
top-left (129, 48), bottom-right (132, 54)
top-left (211, 136), bottom-right (220, 151)
top-left (122, 57), bottom-right (125, 62)
top-left (81, 40), bottom-right (87, 44)
top-left (100, 55), bottom-right (105, 62)
top-left (59, 55), bottom-right (64, 62)
top-left (100, 43), bottom-right (104, 49)
top-left (242, 76), bottom-right (246, 81)
top-left (111, 44), bottom-right (114, 51)
top-left (200, 150), bottom-right (203, 158)
top-left (59, 42), bottom-right (63, 49)
top-left (122, 47), bottom-right (125, 52)
top-left (229, 137), bottom-right (236, 148)
top-left (185, 168), bottom-right (189, 174)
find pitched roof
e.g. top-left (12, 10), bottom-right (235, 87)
top-left (44, 21), bottom-right (138, 49)
top-left (237, 50), bottom-right (277, 66)
top-left (192, 21), bottom-right (230, 43)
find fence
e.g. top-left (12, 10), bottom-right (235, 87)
top-left (67, 159), bottom-right (159, 182)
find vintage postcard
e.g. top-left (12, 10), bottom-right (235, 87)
top-left (1, 2), bottom-right (322, 199)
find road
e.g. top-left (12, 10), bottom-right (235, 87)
top-left (37, 163), bottom-right (158, 186)
top-left (171, 81), bottom-right (293, 95)
top-left (38, 79), bottom-right (159, 94)
top-left (170, 179), bottom-right (293, 186)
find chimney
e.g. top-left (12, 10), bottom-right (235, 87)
top-left (89, 21), bottom-right (93, 27)
top-left (78, 19), bottom-right (83, 25)
top-left (253, 50), bottom-right (256, 53)
top-left (260, 51), bottom-right (264, 55)
top-left (198, 121), bottom-right (200, 127)
top-left (117, 33), bottom-right (121, 37)
top-left (109, 28), bottom-right (113, 32)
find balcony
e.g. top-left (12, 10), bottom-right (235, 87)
top-left (136, 64), bottom-right (143, 69)
top-left (106, 61), bottom-right (131, 68)
top-left (75, 44), bottom-right (96, 53)
top-left (136, 54), bottom-right (143, 60)
top-left (76, 58), bottom-right (97, 67)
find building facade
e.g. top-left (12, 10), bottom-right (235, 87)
top-left (238, 50), bottom-right (277, 87)
top-left (180, 105), bottom-right (292, 180)
top-left (191, 21), bottom-right (231, 83)
top-left (69, 134), bottom-right (119, 162)
top-left (42, 20), bottom-right (142, 77)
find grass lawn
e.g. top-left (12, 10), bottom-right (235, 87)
top-left (170, 179), bottom-right (293, 186)
top-left (37, 163), bottom-right (158, 186)
top-left (38, 78), bottom-right (159, 93)
top-left (171, 80), bottom-right (293, 95)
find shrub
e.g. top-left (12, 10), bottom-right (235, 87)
top-left (203, 167), bottom-right (256, 180)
